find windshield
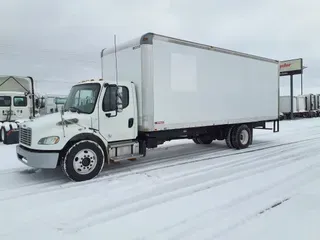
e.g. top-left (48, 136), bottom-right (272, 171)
top-left (64, 83), bottom-right (101, 114)
top-left (55, 97), bottom-right (67, 105)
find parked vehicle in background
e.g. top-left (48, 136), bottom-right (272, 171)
top-left (280, 96), bottom-right (298, 119)
top-left (296, 95), bottom-right (309, 118)
top-left (39, 94), bottom-right (67, 115)
top-left (302, 93), bottom-right (317, 117)
top-left (315, 94), bottom-right (320, 116)
top-left (0, 75), bottom-right (44, 143)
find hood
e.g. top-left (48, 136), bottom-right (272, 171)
top-left (22, 111), bottom-right (91, 129)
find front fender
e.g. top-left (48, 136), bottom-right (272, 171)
top-left (61, 131), bottom-right (109, 163)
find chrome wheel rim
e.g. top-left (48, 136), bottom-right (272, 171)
top-left (240, 129), bottom-right (249, 145)
top-left (73, 149), bottom-right (98, 175)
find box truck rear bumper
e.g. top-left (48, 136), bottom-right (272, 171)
top-left (16, 145), bottom-right (59, 169)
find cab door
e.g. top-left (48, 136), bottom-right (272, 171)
top-left (98, 83), bottom-right (137, 142)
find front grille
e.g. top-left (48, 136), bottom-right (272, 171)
top-left (20, 127), bottom-right (32, 146)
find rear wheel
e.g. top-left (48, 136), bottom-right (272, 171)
top-left (61, 140), bottom-right (105, 182)
top-left (192, 138), bottom-right (200, 144)
top-left (225, 126), bottom-right (235, 148)
top-left (231, 124), bottom-right (251, 150)
top-left (197, 136), bottom-right (213, 144)
top-left (193, 136), bottom-right (213, 144)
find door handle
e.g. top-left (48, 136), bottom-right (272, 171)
top-left (128, 118), bottom-right (134, 128)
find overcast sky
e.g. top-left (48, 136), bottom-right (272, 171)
top-left (0, 0), bottom-right (319, 95)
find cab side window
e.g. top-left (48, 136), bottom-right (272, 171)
top-left (102, 85), bottom-right (129, 112)
top-left (13, 96), bottom-right (28, 107)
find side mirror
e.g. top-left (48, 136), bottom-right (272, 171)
top-left (60, 105), bottom-right (65, 116)
top-left (37, 98), bottom-right (45, 108)
top-left (116, 87), bottom-right (123, 112)
top-left (35, 99), bottom-right (40, 108)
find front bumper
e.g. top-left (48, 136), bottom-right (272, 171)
top-left (16, 145), bottom-right (60, 169)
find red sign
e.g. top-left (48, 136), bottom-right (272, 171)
top-left (280, 63), bottom-right (291, 69)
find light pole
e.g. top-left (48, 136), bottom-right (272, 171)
top-left (301, 66), bottom-right (307, 95)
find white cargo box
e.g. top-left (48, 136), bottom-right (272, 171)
top-left (302, 94), bottom-right (316, 111)
top-left (280, 96), bottom-right (297, 113)
top-left (101, 33), bottom-right (280, 132)
top-left (315, 94), bottom-right (320, 110)
top-left (296, 95), bottom-right (307, 112)
top-left (0, 75), bottom-right (32, 93)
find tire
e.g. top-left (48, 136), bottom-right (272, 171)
top-left (197, 136), bottom-right (213, 144)
top-left (61, 140), bottom-right (105, 182)
top-left (225, 126), bottom-right (235, 148)
top-left (0, 127), bottom-right (7, 143)
top-left (192, 138), bottom-right (200, 144)
top-left (231, 124), bottom-right (251, 150)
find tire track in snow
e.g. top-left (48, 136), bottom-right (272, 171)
top-left (97, 135), bottom-right (320, 180)
top-left (1, 127), bottom-right (320, 191)
top-left (100, 132), bottom-right (320, 174)
top-left (0, 134), bottom-right (319, 202)
top-left (184, 171), bottom-right (320, 240)
top-left (0, 168), bottom-right (67, 192)
top-left (149, 162), bottom-right (320, 240)
top-left (0, 143), bottom-right (224, 191)
top-left (1, 133), bottom-right (320, 237)
top-left (60, 138), bottom-right (320, 234)
top-left (0, 136), bottom-right (317, 202)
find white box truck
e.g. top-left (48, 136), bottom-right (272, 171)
top-left (302, 93), bottom-right (317, 117)
top-left (39, 94), bottom-right (67, 115)
top-left (280, 96), bottom-right (298, 118)
top-left (315, 94), bottom-right (320, 116)
top-left (296, 95), bottom-right (308, 117)
top-left (16, 33), bottom-right (280, 181)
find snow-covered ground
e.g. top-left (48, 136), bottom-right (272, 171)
top-left (1, 118), bottom-right (320, 239)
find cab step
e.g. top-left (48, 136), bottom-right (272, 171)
top-left (108, 141), bottom-right (143, 164)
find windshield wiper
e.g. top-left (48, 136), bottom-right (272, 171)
top-left (68, 106), bottom-right (85, 113)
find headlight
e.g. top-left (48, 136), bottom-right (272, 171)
top-left (38, 136), bottom-right (60, 145)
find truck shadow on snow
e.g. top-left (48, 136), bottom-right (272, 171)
top-left (99, 139), bottom-right (271, 172)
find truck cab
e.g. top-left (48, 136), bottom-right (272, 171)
top-left (0, 75), bottom-right (43, 143)
top-left (16, 79), bottom-right (141, 181)
top-left (0, 91), bottom-right (31, 122)
top-left (0, 91), bottom-right (38, 143)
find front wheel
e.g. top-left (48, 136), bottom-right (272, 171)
top-left (61, 140), bottom-right (105, 182)
top-left (231, 124), bottom-right (251, 150)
